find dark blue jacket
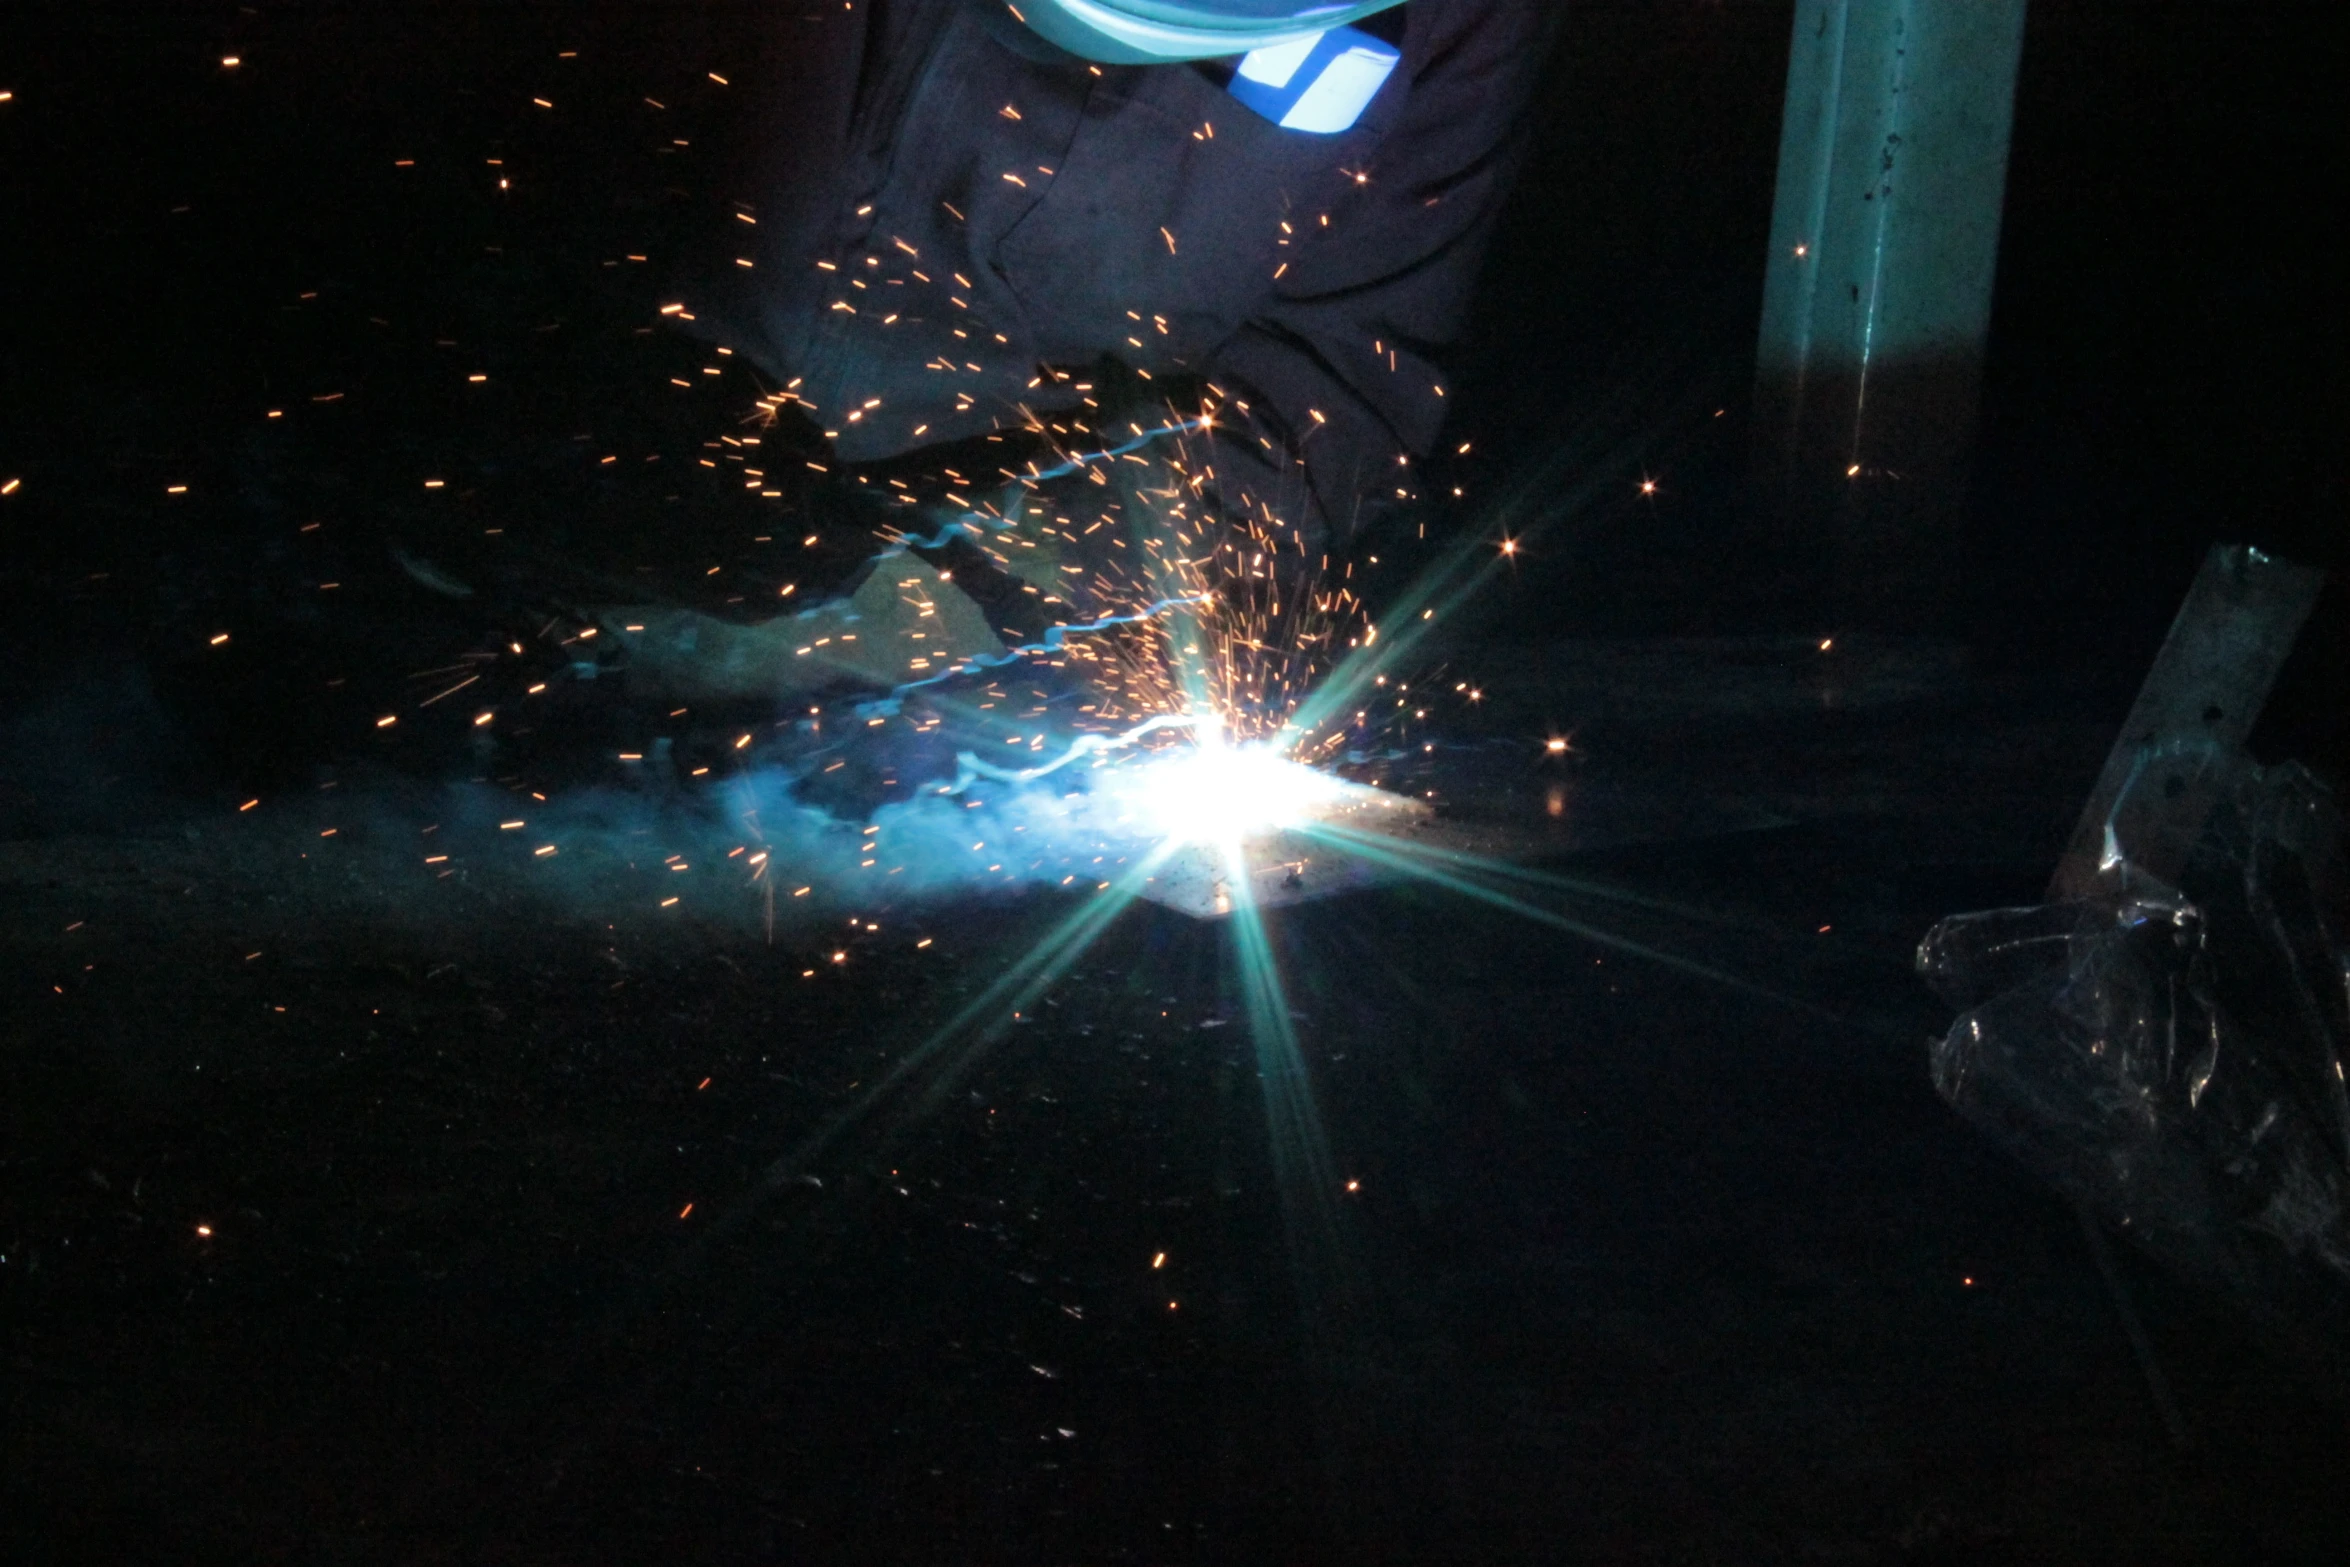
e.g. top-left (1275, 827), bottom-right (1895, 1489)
top-left (688, 0), bottom-right (1560, 550)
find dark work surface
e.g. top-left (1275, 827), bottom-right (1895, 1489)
top-left (3, 3), bottom-right (2346, 1562)
top-left (6, 640), bottom-right (2347, 1566)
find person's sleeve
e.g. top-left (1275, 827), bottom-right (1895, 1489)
top-left (1197, 0), bottom-right (1563, 556)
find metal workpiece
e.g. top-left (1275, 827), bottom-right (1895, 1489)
top-left (2051, 543), bottom-right (2327, 901)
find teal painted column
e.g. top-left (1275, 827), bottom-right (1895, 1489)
top-left (1752, 0), bottom-right (2029, 598)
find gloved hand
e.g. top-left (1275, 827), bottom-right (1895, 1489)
top-left (592, 426), bottom-right (1056, 706)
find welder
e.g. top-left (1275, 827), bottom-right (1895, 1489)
top-left (655, 0), bottom-right (1560, 671)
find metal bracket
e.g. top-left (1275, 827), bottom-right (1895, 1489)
top-left (2050, 544), bottom-right (2325, 901)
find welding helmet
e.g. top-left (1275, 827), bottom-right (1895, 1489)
top-left (1018, 0), bottom-right (1407, 65)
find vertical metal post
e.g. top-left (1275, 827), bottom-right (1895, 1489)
top-left (1752, 0), bottom-right (2029, 601)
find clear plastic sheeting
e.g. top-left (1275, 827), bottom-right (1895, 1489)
top-left (1920, 744), bottom-right (2350, 1361)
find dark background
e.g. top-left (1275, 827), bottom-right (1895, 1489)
top-left (4, 1), bottom-right (2350, 643)
top-left (4, 1), bottom-right (2343, 772)
top-left (2, 3), bottom-right (2346, 1563)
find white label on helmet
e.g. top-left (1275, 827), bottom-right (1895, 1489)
top-left (1236, 34), bottom-right (1322, 91)
top-left (1277, 44), bottom-right (1398, 134)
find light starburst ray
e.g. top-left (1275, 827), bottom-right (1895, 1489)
top-left (1227, 880), bottom-right (1355, 1320)
top-left (578, 846), bottom-right (1182, 1357)
top-left (1281, 346), bottom-right (1733, 753)
top-left (845, 840), bottom-right (1182, 1131)
top-left (1291, 819), bottom-right (1839, 1019)
top-left (1280, 431), bottom-right (1650, 748)
top-left (1308, 823), bottom-right (1774, 934)
top-left (895, 847), bottom-right (1185, 1119)
top-left (650, 847), bottom-right (1178, 1273)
